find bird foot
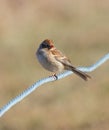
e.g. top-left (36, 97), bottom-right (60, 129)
top-left (49, 73), bottom-right (58, 80)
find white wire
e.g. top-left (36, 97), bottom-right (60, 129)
top-left (0, 53), bottom-right (109, 117)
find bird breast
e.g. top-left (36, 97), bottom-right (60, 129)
top-left (36, 49), bottom-right (64, 73)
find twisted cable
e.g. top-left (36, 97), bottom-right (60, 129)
top-left (0, 53), bottom-right (109, 117)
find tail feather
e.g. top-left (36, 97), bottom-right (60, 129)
top-left (71, 67), bottom-right (91, 81)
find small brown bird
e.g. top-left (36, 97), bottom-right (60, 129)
top-left (36, 39), bottom-right (91, 81)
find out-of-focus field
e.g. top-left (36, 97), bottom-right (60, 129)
top-left (0, 0), bottom-right (109, 130)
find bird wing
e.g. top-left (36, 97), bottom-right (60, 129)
top-left (50, 48), bottom-right (91, 80)
top-left (50, 48), bottom-right (73, 67)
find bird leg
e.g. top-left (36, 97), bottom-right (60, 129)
top-left (49, 73), bottom-right (58, 80)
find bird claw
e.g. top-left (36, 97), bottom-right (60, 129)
top-left (49, 74), bottom-right (58, 80)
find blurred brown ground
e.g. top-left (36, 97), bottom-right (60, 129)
top-left (0, 0), bottom-right (109, 130)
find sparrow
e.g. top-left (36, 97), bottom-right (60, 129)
top-left (36, 39), bottom-right (91, 81)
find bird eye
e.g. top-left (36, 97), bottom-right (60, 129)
top-left (42, 43), bottom-right (50, 49)
top-left (42, 44), bottom-right (47, 48)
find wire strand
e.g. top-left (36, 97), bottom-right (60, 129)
top-left (0, 53), bottom-right (109, 117)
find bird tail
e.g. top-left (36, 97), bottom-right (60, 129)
top-left (71, 66), bottom-right (91, 81)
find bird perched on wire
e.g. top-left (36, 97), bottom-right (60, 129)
top-left (36, 39), bottom-right (91, 81)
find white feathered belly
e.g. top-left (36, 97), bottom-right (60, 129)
top-left (37, 51), bottom-right (64, 73)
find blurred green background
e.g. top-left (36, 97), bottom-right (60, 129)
top-left (0, 0), bottom-right (109, 130)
